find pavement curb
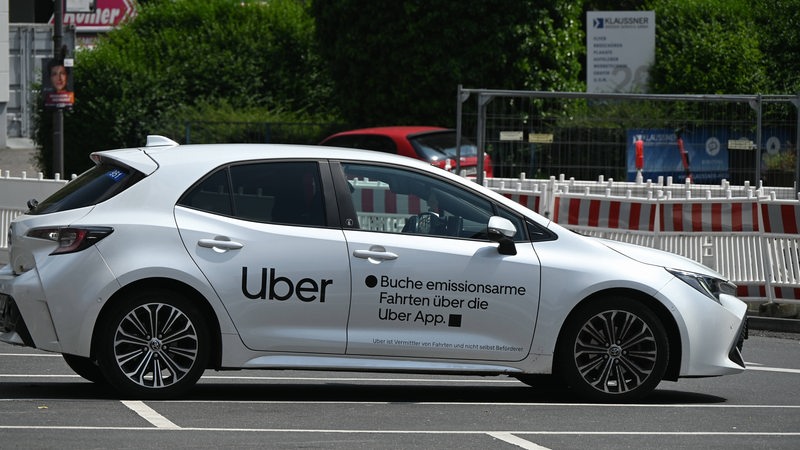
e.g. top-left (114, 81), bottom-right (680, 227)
top-left (747, 315), bottom-right (800, 334)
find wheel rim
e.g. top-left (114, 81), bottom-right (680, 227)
top-left (573, 309), bottom-right (658, 395)
top-left (112, 303), bottom-right (199, 389)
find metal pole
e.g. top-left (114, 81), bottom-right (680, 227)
top-left (455, 85), bottom-right (463, 175)
top-left (794, 94), bottom-right (800, 196)
top-left (752, 95), bottom-right (762, 185)
top-left (476, 94), bottom-right (486, 185)
top-left (52, 0), bottom-right (64, 178)
top-left (455, 85), bottom-right (471, 176)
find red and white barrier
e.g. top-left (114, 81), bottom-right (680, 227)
top-left (553, 196), bottom-right (658, 232)
top-left (659, 200), bottom-right (760, 233)
top-left (489, 181), bottom-right (800, 305)
top-left (760, 202), bottom-right (800, 235)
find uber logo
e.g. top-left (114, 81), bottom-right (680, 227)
top-left (241, 267), bottom-right (332, 302)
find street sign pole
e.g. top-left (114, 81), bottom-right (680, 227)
top-left (52, 0), bottom-right (64, 178)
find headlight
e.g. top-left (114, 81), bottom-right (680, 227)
top-left (667, 268), bottom-right (737, 303)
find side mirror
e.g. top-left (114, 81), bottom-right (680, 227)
top-left (487, 216), bottom-right (517, 255)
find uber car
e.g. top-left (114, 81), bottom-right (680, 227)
top-left (0, 136), bottom-right (747, 401)
top-left (320, 126), bottom-right (494, 178)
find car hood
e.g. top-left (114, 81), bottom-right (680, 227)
top-left (598, 238), bottom-right (724, 279)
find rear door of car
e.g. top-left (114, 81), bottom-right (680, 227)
top-left (174, 160), bottom-right (352, 353)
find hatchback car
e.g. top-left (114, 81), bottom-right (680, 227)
top-left (0, 136), bottom-right (746, 401)
top-left (320, 126), bottom-right (494, 178)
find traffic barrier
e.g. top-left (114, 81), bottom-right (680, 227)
top-left (537, 186), bottom-right (799, 305)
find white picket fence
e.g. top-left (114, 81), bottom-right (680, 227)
top-left (2, 169), bottom-right (798, 305)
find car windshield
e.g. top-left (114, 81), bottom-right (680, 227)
top-left (28, 162), bottom-right (144, 215)
top-left (409, 131), bottom-right (479, 159)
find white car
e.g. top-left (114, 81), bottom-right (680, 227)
top-left (0, 136), bottom-right (747, 401)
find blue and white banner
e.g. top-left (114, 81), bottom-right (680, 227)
top-left (626, 128), bottom-right (729, 183)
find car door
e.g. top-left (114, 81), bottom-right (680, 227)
top-left (335, 162), bottom-right (541, 362)
top-left (174, 161), bottom-right (351, 353)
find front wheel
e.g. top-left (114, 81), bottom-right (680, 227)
top-left (556, 296), bottom-right (669, 402)
top-left (96, 289), bottom-right (210, 398)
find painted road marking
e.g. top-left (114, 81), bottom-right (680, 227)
top-left (121, 400), bottom-right (180, 429)
top-left (489, 432), bottom-right (551, 449)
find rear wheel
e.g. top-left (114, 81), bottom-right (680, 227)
top-left (96, 289), bottom-right (209, 398)
top-left (556, 296), bottom-right (668, 402)
top-left (62, 354), bottom-right (105, 384)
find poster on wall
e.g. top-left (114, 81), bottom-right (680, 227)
top-left (626, 128), bottom-right (729, 183)
top-left (43, 58), bottom-right (75, 110)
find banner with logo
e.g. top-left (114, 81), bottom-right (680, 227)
top-left (626, 128), bottom-right (729, 183)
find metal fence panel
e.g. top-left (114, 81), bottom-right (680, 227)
top-left (458, 88), bottom-right (799, 194)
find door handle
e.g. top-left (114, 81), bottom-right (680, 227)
top-left (198, 237), bottom-right (244, 251)
top-left (353, 248), bottom-right (398, 261)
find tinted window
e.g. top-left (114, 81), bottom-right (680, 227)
top-left (29, 163), bottom-right (143, 215)
top-left (410, 131), bottom-right (478, 159)
top-left (177, 169), bottom-right (232, 216)
top-left (178, 162), bottom-right (326, 227)
top-left (324, 135), bottom-right (397, 154)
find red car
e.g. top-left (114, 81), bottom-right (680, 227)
top-left (320, 126), bottom-right (493, 178)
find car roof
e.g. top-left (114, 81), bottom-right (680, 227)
top-left (93, 142), bottom-right (441, 174)
top-left (323, 126), bottom-right (450, 140)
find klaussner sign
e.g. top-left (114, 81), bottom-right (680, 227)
top-left (50, 0), bottom-right (137, 33)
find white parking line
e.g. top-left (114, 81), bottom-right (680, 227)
top-left (121, 400), bottom-right (180, 429)
top-left (0, 426), bottom-right (798, 437)
top-left (488, 432), bottom-right (551, 449)
top-left (746, 366), bottom-right (800, 374)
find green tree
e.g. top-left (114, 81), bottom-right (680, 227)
top-left (34, 0), bottom-right (335, 175)
top-left (644, 0), bottom-right (767, 95)
top-left (752, 0), bottom-right (800, 93)
top-left (310, 0), bottom-right (584, 127)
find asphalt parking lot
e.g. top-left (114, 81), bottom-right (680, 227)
top-left (1, 331), bottom-right (798, 449)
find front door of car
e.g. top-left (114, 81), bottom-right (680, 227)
top-left (174, 161), bottom-right (351, 353)
top-left (336, 162), bottom-right (541, 362)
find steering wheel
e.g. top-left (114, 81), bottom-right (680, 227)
top-left (403, 211), bottom-right (446, 235)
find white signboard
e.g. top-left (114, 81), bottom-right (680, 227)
top-left (586, 11), bottom-right (655, 93)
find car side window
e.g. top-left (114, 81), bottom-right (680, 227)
top-left (341, 163), bottom-right (495, 239)
top-left (177, 169), bottom-right (233, 216)
top-left (179, 162), bottom-right (326, 227)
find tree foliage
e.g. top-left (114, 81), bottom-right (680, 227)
top-left (310, 0), bottom-right (584, 128)
top-left (34, 0), bottom-right (334, 175)
top-left (644, 0), bottom-right (767, 95)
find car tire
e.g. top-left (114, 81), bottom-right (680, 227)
top-left (63, 354), bottom-right (106, 384)
top-left (96, 289), bottom-right (209, 399)
top-left (556, 296), bottom-right (669, 402)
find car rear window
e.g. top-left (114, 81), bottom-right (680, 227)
top-left (410, 132), bottom-right (479, 159)
top-left (28, 162), bottom-right (144, 215)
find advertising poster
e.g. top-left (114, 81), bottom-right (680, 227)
top-left (626, 128), bottom-right (729, 183)
top-left (43, 58), bottom-right (75, 110)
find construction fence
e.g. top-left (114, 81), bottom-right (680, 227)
top-left (456, 88), bottom-right (800, 195)
top-left (490, 174), bottom-right (800, 305)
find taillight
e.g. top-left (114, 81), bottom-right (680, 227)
top-left (27, 227), bottom-right (114, 255)
top-left (430, 158), bottom-right (456, 172)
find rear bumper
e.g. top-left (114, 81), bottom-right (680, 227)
top-left (0, 265), bottom-right (61, 352)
